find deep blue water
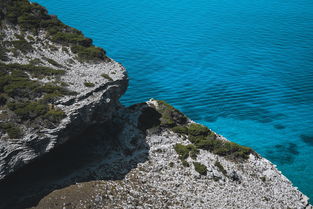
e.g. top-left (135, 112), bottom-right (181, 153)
top-left (35, 0), bottom-right (313, 200)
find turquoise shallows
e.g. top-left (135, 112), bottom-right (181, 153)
top-left (34, 0), bottom-right (313, 200)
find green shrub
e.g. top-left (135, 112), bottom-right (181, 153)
top-left (11, 39), bottom-right (33, 52)
top-left (43, 57), bottom-right (63, 68)
top-left (8, 101), bottom-right (48, 120)
top-left (0, 46), bottom-right (8, 61)
top-left (193, 162), bottom-right (207, 175)
top-left (188, 123), bottom-right (210, 136)
top-left (0, 94), bottom-right (7, 106)
top-left (214, 161), bottom-right (227, 175)
top-left (169, 162), bottom-right (174, 167)
top-left (29, 58), bottom-right (44, 66)
top-left (174, 144), bottom-right (190, 160)
top-left (0, 122), bottom-right (23, 139)
top-left (84, 82), bottom-right (95, 87)
top-left (101, 73), bottom-right (113, 81)
top-left (3, 78), bottom-right (41, 98)
top-left (2, 0), bottom-right (107, 63)
top-left (182, 160), bottom-right (189, 167)
top-left (155, 100), bottom-right (188, 128)
top-left (51, 32), bottom-right (92, 47)
top-left (43, 109), bottom-right (65, 123)
top-left (174, 143), bottom-right (198, 160)
top-left (171, 125), bottom-right (188, 135)
top-left (0, 63), bottom-right (65, 78)
top-left (212, 142), bottom-right (253, 160)
top-left (72, 45), bottom-right (106, 61)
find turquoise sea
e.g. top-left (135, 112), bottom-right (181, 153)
top-left (34, 0), bottom-right (313, 200)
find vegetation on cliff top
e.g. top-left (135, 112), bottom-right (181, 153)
top-left (0, 62), bottom-right (75, 139)
top-left (0, 0), bottom-right (107, 62)
top-left (148, 100), bottom-right (254, 164)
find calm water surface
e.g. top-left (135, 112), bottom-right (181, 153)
top-left (35, 0), bottom-right (313, 199)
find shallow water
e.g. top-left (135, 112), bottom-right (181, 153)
top-left (35, 0), bottom-right (313, 200)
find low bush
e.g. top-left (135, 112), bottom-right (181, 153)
top-left (8, 101), bottom-right (48, 120)
top-left (2, 0), bottom-right (107, 62)
top-left (174, 143), bottom-right (198, 161)
top-left (84, 82), bottom-right (95, 87)
top-left (0, 94), bottom-right (7, 106)
top-left (11, 38), bottom-right (33, 52)
top-left (0, 46), bottom-right (8, 61)
top-left (188, 123), bottom-right (210, 136)
top-left (43, 57), bottom-right (63, 68)
top-left (214, 161), bottom-right (227, 175)
top-left (0, 122), bottom-right (23, 139)
top-left (43, 109), bottom-right (65, 123)
top-left (193, 162), bottom-right (207, 175)
top-left (171, 125), bottom-right (188, 135)
top-left (101, 73), bottom-right (113, 81)
top-left (71, 45), bottom-right (106, 61)
top-left (155, 100), bottom-right (188, 128)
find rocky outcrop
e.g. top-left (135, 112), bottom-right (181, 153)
top-left (0, 1), bottom-right (312, 209)
top-left (28, 100), bottom-right (312, 209)
top-left (0, 25), bottom-right (128, 180)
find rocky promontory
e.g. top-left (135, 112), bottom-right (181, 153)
top-left (0, 0), bottom-right (311, 208)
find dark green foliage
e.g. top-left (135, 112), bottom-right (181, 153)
top-left (174, 144), bottom-right (190, 160)
top-left (29, 58), bottom-right (44, 66)
top-left (155, 100), bottom-right (188, 128)
top-left (0, 62), bottom-right (72, 138)
top-left (40, 83), bottom-right (75, 95)
top-left (260, 176), bottom-right (266, 182)
top-left (0, 63), bottom-right (65, 78)
top-left (84, 82), bottom-right (95, 87)
top-left (0, 122), bottom-right (22, 139)
top-left (193, 162), bottom-right (207, 175)
top-left (188, 123), bottom-right (211, 136)
top-left (214, 161), bottom-right (227, 175)
top-left (212, 142), bottom-right (253, 160)
top-left (8, 101), bottom-right (48, 120)
top-left (11, 38), bottom-right (33, 52)
top-left (182, 160), bottom-right (189, 167)
top-left (169, 162), bottom-right (174, 167)
top-left (174, 143), bottom-right (198, 161)
top-left (101, 73), bottom-right (113, 81)
top-left (52, 32), bottom-right (92, 47)
top-left (0, 46), bottom-right (8, 61)
top-left (43, 58), bottom-right (63, 68)
top-left (43, 109), bottom-right (65, 123)
top-left (171, 125), bottom-right (189, 135)
top-left (0, 94), bottom-right (7, 106)
top-left (71, 46), bottom-right (106, 62)
top-left (1, 0), bottom-right (107, 62)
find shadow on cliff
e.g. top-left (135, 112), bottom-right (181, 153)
top-left (0, 105), bottom-right (160, 209)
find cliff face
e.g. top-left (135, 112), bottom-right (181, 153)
top-left (0, 0), bottom-right (127, 179)
top-left (0, 1), bottom-right (311, 209)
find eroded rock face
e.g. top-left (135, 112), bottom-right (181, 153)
top-left (0, 25), bottom-right (128, 180)
top-left (28, 100), bottom-right (312, 209)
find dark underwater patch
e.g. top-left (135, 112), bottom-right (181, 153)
top-left (300, 134), bottom-right (313, 146)
top-left (265, 142), bottom-right (299, 165)
top-left (274, 124), bottom-right (286, 130)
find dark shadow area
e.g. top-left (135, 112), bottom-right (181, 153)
top-left (0, 104), bottom-right (160, 209)
top-left (274, 124), bottom-right (286, 130)
top-left (265, 142), bottom-right (299, 165)
top-left (301, 134), bottom-right (313, 146)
